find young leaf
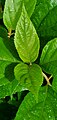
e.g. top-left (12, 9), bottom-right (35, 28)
top-left (14, 86), bottom-right (56, 120)
top-left (40, 38), bottom-right (57, 92)
top-left (14, 63), bottom-right (43, 102)
top-left (3, 0), bottom-right (36, 30)
top-left (14, 5), bottom-right (40, 63)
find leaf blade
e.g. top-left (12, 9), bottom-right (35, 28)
top-left (40, 38), bottom-right (57, 92)
top-left (31, 0), bottom-right (57, 48)
top-left (14, 87), bottom-right (56, 120)
top-left (3, 0), bottom-right (37, 30)
top-left (14, 5), bottom-right (40, 63)
top-left (14, 63), bottom-right (43, 102)
top-left (0, 37), bottom-right (20, 98)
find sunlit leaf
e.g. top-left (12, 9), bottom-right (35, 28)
top-left (3, 0), bottom-right (36, 30)
top-left (14, 5), bottom-right (40, 63)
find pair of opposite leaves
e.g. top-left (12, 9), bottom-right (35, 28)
top-left (3, 1), bottom-right (43, 102)
top-left (14, 5), bottom-right (42, 103)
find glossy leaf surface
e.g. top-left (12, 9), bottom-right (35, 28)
top-left (0, 37), bottom-right (20, 98)
top-left (40, 38), bottom-right (57, 92)
top-left (31, 0), bottom-right (57, 48)
top-left (3, 0), bottom-right (36, 30)
top-left (14, 5), bottom-right (40, 63)
top-left (15, 87), bottom-right (56, 120)
top-left (0, 37), bottom-right (18, 62)
top-left (14, 63), bottom-right (43, 102)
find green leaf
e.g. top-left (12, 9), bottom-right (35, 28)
top-left (0, 73), bottom-right (23, 99)
top-left (40, 38), bottom-right (57, 92)
top-left (0, 37), bottom-right (18, 62)
top-left (0, 63), bottom-right (23, 98)
top-left (14, 63), bottom-right (43, 102)
top-left (6, 63), bottom-right (26, 95)
top-left (14, 5), bottom-right (40, 63)
top-left (0, 61), bottom-right (26, 98)
top-left (0, 27), bottom-right (20, 60)
top-left (0, 62), bottom-right (11, 98)
top-left (0, 37), bottom-right (20, 98)
top-left (0, 37), bottom-right (16, 80)
top-left (0, 37), bottom-right (20, 64)
top-left (3, 0), bottom-right (36, 30)
top-left (0, 77), bottom-right (11, 98)
top-left (48, 87), bottom-right (57, 119)
top-left (15, 86), bottom-right (56, 120)
top-left (31, 0), bottom-right (57, 48)
top-left (10, 79), bottom-right (25, 95)
top-left (23, 0), bottom-right (36, 17)
top-left (0, 26), bottom-right (8, 39)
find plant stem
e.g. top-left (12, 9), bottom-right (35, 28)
top-left (42, 72), bottom-right (51, 86)
top-left (49, 75), bottom-right (53, 81)
top-left (8, 29), bottom-right (15, 38)
top-left (30, 62), bottom-right (32, 65)
top-left (10, 95), bottom-right (13, 101)
top-left (8, 29), bottom-right (12, 38)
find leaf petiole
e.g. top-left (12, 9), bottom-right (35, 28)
top-left (42, 72), bottom-right (52, 86)
top-left (8, 29), bottom-right (14, 38)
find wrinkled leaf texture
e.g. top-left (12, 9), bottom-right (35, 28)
top-left (14, 5), bottom-right (40, 63)
top-left (15, 86), bottom-right (57, 120)
top-left (31, 0), bottom-right (57, 48)
top-left (14, 63), bottom-right (43, 102)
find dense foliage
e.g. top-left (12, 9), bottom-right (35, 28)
top-left (0, 0), bottom-right (57, 119)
